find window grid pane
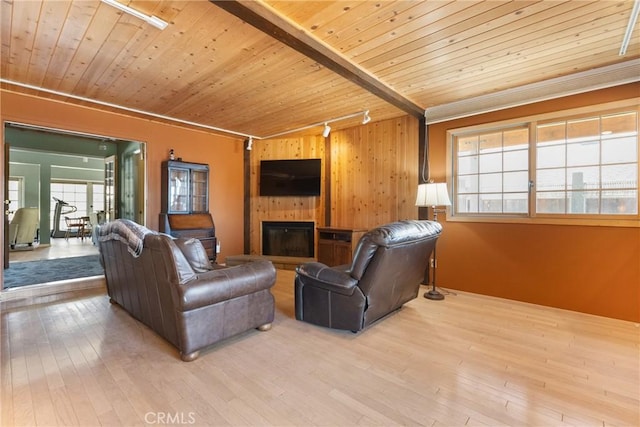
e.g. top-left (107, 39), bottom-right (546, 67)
top-left (536, 111), bottom-right (638, 215)
top-left (454, 127), bottom-right (530, 215)
top-left (453, 108), bottom-right (638, 219)
top-left (7, 178), bottom-right (22, 221)
top-left (92, 183), bottom-right (105, 211)
top-left (50, 182), bottom-right (89, 230)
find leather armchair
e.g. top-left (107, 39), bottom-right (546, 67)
top-left (98, 219), bottom-right (276, 361)
top-left (295, 220), bottom-right (442, 332)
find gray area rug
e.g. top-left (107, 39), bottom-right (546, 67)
top-left (3, 255), bottom-right (104, 289)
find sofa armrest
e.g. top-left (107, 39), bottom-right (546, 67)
top-left (177, 260), bottom-right (276, 311)
top-left (295, 262), bottom-right (359, 296)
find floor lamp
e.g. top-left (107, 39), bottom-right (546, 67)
top-left (415, 182), bottom-right (451, 300)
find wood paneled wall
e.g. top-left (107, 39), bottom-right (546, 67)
top-left (249, 135), bottom-right (326, 255)
top-left (250, 115), bottom-right (420, 255)
top-left (329, 116), bottom-right (419, 227)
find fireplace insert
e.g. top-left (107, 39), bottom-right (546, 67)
top-left (262, 221), bottom-right (314, 257)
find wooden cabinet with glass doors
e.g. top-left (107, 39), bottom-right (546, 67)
top-left (161, 160), bottom-right (209, 214)
top-left (160, 160), bottom-right (217, 262)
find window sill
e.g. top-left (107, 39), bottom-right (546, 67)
top-left (447, 214), bottom-right (640, 228)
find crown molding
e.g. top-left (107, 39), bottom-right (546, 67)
top-left (425, 59), bottom-right (640, 124)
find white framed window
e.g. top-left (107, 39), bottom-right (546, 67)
top-left (448, 100), bottom-right (639, 226)
top-left (92, 183), bottom-right (105, 212)
top-left (455, 126), bottom-right (530, 215)
top-left (50, 181), bottom-right (103, 230)
top-left (7, 177), bottom-right (23, 221)
top-left (536, 111), bottom-right (637, 215)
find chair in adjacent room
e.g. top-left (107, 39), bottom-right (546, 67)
top-left (295, 219), bottom-right (442, 332)
top-left (64, 216), bottom-right (91, 240)
top-left (8, 207), bottom-right (40, 249)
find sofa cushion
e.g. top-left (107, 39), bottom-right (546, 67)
top-left (178, 260), bottom-right (277, 310)
top-left (175, 238), bottom-right (213, 273)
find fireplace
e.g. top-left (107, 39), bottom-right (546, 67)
top-left (262, 221), bottom-right (314, 257)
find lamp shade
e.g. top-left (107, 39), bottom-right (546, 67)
top-left (415, 182), bottom-right (451, 207)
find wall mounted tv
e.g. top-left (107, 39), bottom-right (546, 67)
top-left (260, 159), bottom-right (321, 196)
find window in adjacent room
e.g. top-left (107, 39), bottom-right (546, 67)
top-left (91, 183), bottom-right (105, 212)
top-left (7, 177), bottom-right (23, 221)
top-left (50, 181), bottom-right (103, 230)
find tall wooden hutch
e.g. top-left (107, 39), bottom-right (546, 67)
top-left (160, 160), bottom-right (217, 262)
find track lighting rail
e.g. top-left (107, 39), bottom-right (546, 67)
top-left (1, 79), bottom-right (371, 144)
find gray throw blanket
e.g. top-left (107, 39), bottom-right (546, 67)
top-left (98, 219), bottom-right (154, 257)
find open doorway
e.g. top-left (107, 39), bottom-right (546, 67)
top-left (2, 122), bottom-right (146, 290)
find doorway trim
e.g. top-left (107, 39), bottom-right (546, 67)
top-left (1, 121), bottom-right (147, 297)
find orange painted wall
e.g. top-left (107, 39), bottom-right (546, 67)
top-left (429, 83), bottom-right (640, 322)
top-left (0, 90), bottom-right (245, 263)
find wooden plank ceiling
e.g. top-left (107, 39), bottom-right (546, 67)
top-left (1, 0), bottom-right (638, 138)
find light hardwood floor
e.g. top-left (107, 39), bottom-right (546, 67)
top-left (1, 270), bottom-right (638, 426)
top-left (8, 237), bottom-right (98, 263)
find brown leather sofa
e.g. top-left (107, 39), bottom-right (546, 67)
top-left (97, 219), bottom-right (276, 361)
top-left (295, 220), bottom-right (442, 332)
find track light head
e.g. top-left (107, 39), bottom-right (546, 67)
top-left (246, 137), bottom-right (253, 151)
top-left (322, 123), bottom-right (331, 137)
top-left (362, 110), bottom-right (371, 124)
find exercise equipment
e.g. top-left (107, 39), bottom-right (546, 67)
top-left (51, 197), bottom-right (77, 238)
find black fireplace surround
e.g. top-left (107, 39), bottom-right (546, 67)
top-left (262, 221), bottom-right (314, 258)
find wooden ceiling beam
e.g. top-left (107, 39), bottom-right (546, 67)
top-left (209, 0), bottom-right (425, 119)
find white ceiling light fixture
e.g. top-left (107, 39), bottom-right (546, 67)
top-left (246, 136), bottom-right (253, 151)
top-left (362, 110), bottom-right (371, 124)
top-left (322, 123), bottom-right (331, 137)
top-left (620, 0), bottom-right (640, 56)
top-left (101, 0), bottom-right (169, 30)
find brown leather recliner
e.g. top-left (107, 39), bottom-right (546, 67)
top-left (97, 219), bottom-right (276, 361)
top-left (295, 220), bottom-right (442, 332)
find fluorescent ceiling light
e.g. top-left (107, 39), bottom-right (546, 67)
top-left (620, 0), bottom-right (640, 56)
top-left (101, 0), bottom-right (168, 30)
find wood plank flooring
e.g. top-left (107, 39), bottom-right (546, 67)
top-left (8, 237), bottom-right (98, 263)
top-left (1, 270), bottom-right (638, 426)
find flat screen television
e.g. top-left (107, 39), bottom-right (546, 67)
top-left (260, 159), bottom-right (321, 196)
